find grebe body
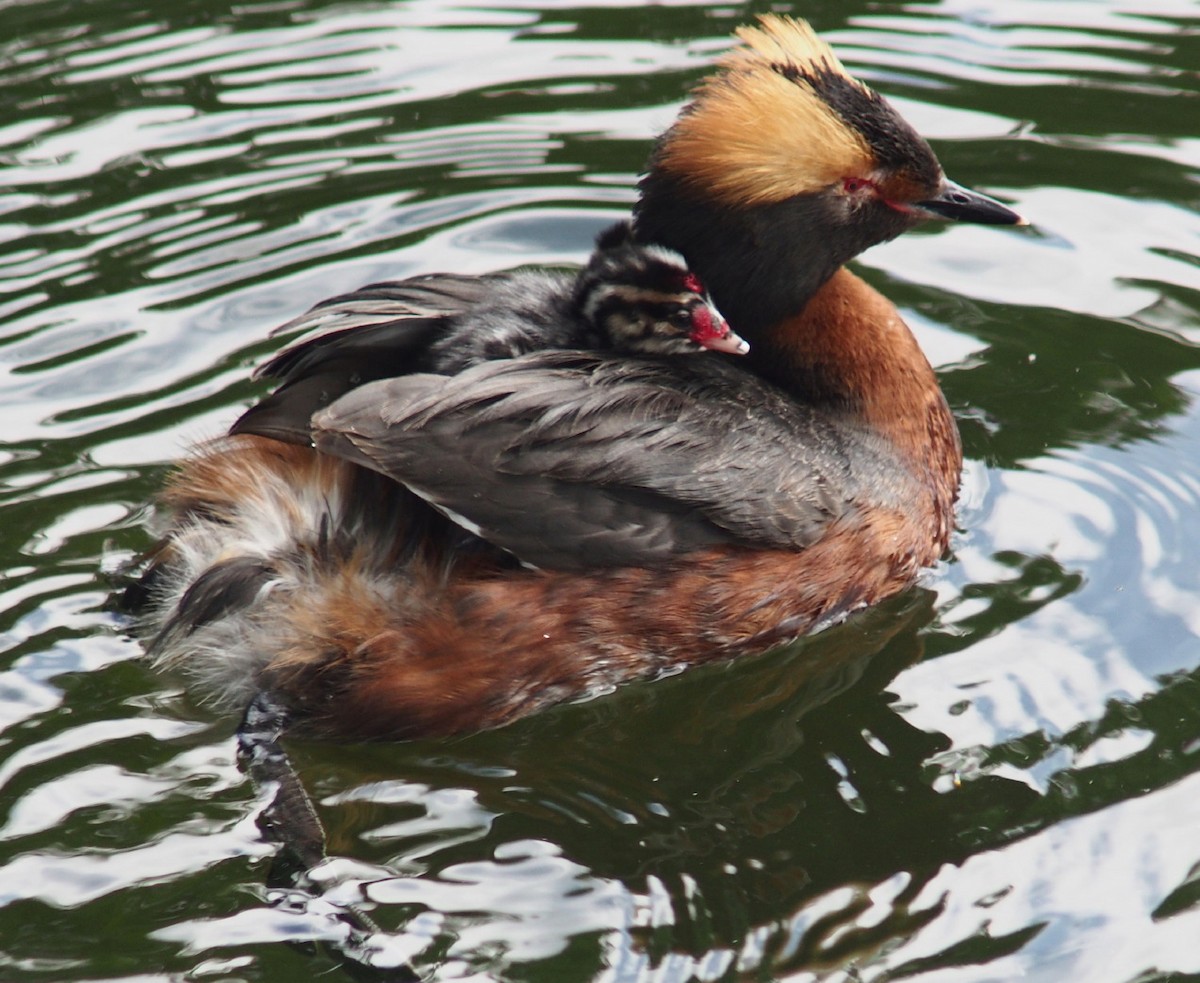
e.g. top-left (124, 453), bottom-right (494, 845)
top-left (137, 16), bottom-right (1022, 740)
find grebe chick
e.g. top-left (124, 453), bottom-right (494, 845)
top-left (231, 221), bottom-right (743, 444)
top-left (571, 220), bottom-right (747, 358)
top-left (137, 15), bottom-right (1024, 741)
top-left (426, 220), bottom-right (746, 372)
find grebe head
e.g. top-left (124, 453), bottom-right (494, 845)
top-left (635, 14), bottom-right (1025, 334)
top-left (576, 221), bottom-right (748, 356)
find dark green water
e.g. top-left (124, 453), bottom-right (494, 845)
top-left (2, 1), bottom-right (1199, 980)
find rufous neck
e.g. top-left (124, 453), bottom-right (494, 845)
top-left (754, 268), bottom-right (961, 487)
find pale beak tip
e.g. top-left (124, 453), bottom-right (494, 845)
top-left (702, 329), bottom-right (750, 356)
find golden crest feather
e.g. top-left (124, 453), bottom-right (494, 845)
top-left (727, 14), bottom-right (854, 79)
top-left (657, 15), bottom-right (876, 206)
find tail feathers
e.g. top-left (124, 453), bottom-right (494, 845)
top-left (138, 534), bottom-right (294, 709)
top-left (133, 436), bottom-right (425, 710)
top-left (149, 556), bottom-right (278, 655)
top-left (132, 434), bottom-right (493, 717)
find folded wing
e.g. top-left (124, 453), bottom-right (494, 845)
top-left (310, 351), bottom-right (910, 570)
top-left (232, 274), bottom-right (500, 442)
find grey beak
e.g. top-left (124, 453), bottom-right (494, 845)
top-left (916, 178), bottom-right (1027, 226)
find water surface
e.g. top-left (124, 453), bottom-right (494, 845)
top-left (2, 0), bottom-right (1199, 980)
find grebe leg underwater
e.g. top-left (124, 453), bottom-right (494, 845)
top-left (135, 15), bottom-right (1024, 741)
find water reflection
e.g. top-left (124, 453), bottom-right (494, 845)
top-left (208, 567), bottom-right (1200, 978)
top-left (2, 0), bottom-right (1200, 979)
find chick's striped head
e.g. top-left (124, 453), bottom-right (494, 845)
top-left (577, 223), bottom-right (747, 356)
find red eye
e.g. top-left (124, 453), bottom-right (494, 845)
top-left (843, 177), bottom-right (873, 194)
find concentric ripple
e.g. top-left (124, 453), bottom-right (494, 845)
top-left (1, 0), bottom-right (1199, 980)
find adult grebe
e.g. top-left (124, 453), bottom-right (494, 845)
top-left (137, 15), bottom-right (1023, 740)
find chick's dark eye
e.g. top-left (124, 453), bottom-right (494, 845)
top-left (669, 308), bottom-right (693, 327)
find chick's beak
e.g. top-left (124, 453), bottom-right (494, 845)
top-left (703, 325), bottom-right (751, 355)
top-left (915, 178), bottom-right (1027, 226)
top-left (691, 300), bottom-right (750, 355)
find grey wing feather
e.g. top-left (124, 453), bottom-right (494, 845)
top-left (256, 274), bottom-right (497, 383)
top-left (232, 275), bottom-right (501, 444)
top-left (310, 352), bottom-right (904, 569)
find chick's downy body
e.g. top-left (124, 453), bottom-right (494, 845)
top-left (232, 221), bottom-right (742, 442)
top-left (136, 16), bottom-right (1023, 740)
